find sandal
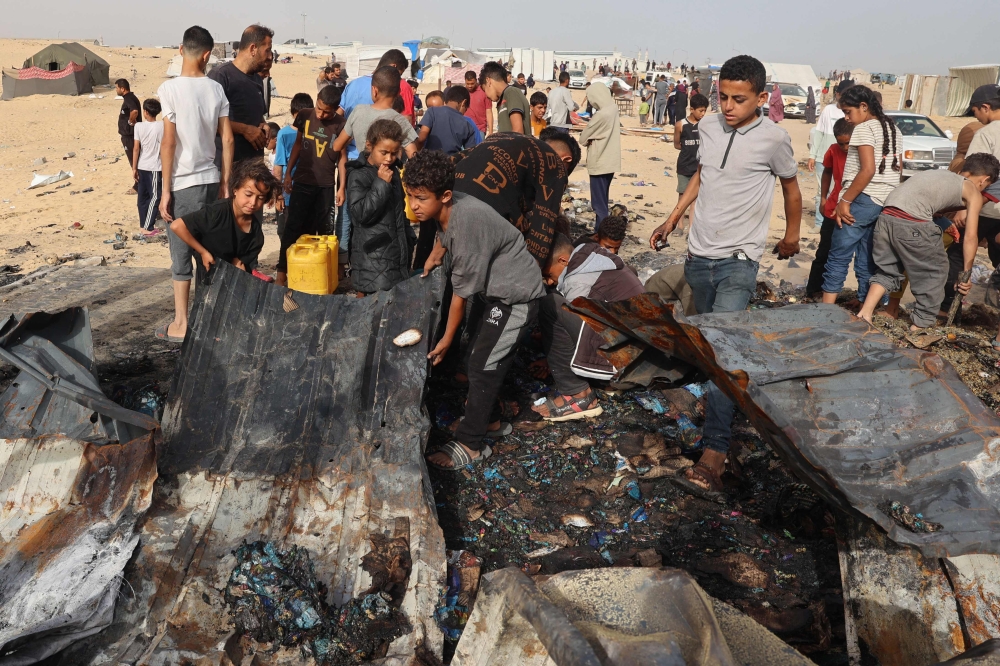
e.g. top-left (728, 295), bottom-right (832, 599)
top-left (154, 324), bottom-right (185, 343)
top-left (531, 392), bottom-right (603, 422)
top-left (670, 462), bottom-right (726, 503)
top-left (992, 338), bottom-right (1000, 351)
top-left (426, 440), bottom-right (492, 471)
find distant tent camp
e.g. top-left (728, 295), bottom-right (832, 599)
top-left (946, 65), bottom-right (1000, 116)
top-left (2, 61), bottom-right (92, 100)
top-left (165, 54), bottom-right (219, 77)
top-left (22, 42), bottom-right (110, 87)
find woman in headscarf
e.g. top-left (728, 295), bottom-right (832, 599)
top-left (805, 86), bottom-right (817, 124)
top-left (709, 79), bottom-right (719, 112)
top-left (768, 83), bottom-right (784, 123)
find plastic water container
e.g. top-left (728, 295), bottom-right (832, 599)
top-left (287, 242), bottom-right (331, 294)
top-left (295, 234), bottom-right (339, 293)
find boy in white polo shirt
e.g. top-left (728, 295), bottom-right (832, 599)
top-left (648, 54), bottom-right (802, 500)
top-left (156, 25), bottom-right (234, 343)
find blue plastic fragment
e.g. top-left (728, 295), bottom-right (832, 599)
top-left (684, 383), bottom-right (706, 399)
top-left (625, 479), bottom-right (642, 501)
top-left (631, 506), bottom-right (648, 522)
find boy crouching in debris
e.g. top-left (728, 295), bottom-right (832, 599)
top-left (404, 150), bottom-right (546, 470)
top-left (857, 152), bottom-right (1000, 329)
top-left (170, 157), bottom-right (281, 278)
top-left (530, 234), bottom-right (645, 421)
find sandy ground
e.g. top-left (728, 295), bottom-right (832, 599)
top-left (0, 38), bottom-right (979, 296)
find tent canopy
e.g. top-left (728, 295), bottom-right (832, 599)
top-left (2, 62), bottom-right (91, 100)
top-left (22, 42), bottom-right (109, 86)
top-left (761, 62), bottom-right (821, 96)
top-left (947, 65), bottom-right (1000, 116)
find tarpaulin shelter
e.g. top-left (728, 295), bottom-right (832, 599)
top-left (898, 74), bottom-right (953, 115)
top-left (22, 42), bottom-right (109, 87)
top-left (2, 62), bottom-right (92, 100)
top-left (761, 62), bottom-right (822, 96)
top-left (946, 64), bottom-right (1000, 116)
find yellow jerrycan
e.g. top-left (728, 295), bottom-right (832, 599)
top-left (296, 234), bottom-right (340, 293)
top-left (287, 242), bottom-right (331, 295)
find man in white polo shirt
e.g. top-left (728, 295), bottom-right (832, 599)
top-left (649, 54), bottom-right (802, 500)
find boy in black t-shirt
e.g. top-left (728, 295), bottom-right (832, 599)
top-left (171, 158), bottom-right (281, 277)
top-left (672, 92), bottom-right (708, 235)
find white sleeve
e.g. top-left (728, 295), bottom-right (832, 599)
top-left (157, 83), bottom-right (175, 122)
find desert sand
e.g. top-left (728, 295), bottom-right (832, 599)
top-left (0, 38), bottom-right (978, 297)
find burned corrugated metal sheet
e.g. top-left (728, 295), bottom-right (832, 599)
top-left (570, 297), bottom-right (1000, 558)
top-left (96, 261), bottom-right (447, 664)
top-left (0, 308), bottom-right (158, 664)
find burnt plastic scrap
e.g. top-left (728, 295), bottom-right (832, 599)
top-left (93, 261), bottom-right (446, 664)
top-left (570, 296), bottom-right (1000, 558)
top-left (0, 307), bottom-right (158, 664)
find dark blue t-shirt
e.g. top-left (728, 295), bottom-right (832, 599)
top-left (419, 106), bottom-right (477, 155)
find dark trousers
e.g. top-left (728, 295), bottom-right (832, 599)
top-left (121, 135), bottom-right (135, 167)
top-left (136, 170), bottom-right (162, 231)
top-left (278, 183), bottom-right (336, 272)
top-left (806, 216), bottom-right (836, 296)
top-left (455, 298), bottom-right (538, 452)
top-left (539, 292), bottom-right (590, 395)
top-left (943, 215), bottom-right (1000, 311)
top-left (590, 173), bottom-right (614, 231)
top-left (413, 219), bottom-right (437, 272)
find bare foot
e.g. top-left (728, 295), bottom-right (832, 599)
top-left (166, 321), bottom-right (186, 339)
top-left (427, 441), bottom-right (481, 468)
top-left (684, 449), bottom-right (727, 490)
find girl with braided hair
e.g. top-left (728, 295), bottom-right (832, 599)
top-left (820, 85), bottom-right (901, 306)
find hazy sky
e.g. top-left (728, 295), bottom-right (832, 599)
top-left (3, 0), bottom-right (995, 75)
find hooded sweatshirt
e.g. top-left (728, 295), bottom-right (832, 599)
top-left (579, 82), bottom-right (621, 176)
top-left (556, 243), bottom-right (644, 379)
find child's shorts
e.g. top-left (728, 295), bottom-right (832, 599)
top-left (639, 113), bottom-right (648, 124)
top-left (677, 173), bottom-right (692, 194)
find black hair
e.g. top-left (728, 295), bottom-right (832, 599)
top-left (376, 48), bottom-right (408, 72)
top-left (719, 55), bottom-right (766, 94)
top-left (238, 24), bottom-right (273, 52)
top-left (332, 62), bottom-right (342, 70)
top-left (550, 233), bottom-right (575, 259)
top-left (266, 121), bottom-right (280, 138)
top-left (403, 150), bottom-right (455, 197)
top-left (392, 95), bottom-right (405, 113)
top-left (530, 91), bottom-right (547, 106)
top-left (290, 92), bottom-right (313, 116)
top-left (464, 70), bottom-right (478, 81)
top-left (963, 153), bottom-right (1000, 183)
top-left (839, 85), bottom-right (899, 175)
top-left (559, 72), bottom-right (570, 84)
top-left (425, 90), bottom-right (444, 102)
top-left (445, 85), bottom-right (471, 107)
top-left (317, 85), bottom-right (342, 109)
top-left (142, 98), bottom-right (161, 117)
top-left (904, 99), bottom-right (913, 108)
top-left (975, 95), bottom-right (1000, 112)
top-left (517, 72), bottom-right (525, 79)
top-left (539, 127), bottom-right (582, 175)
top-left (229, 156), bottom-right (281, 203)
top-left (833, 118), bottom-right (853, 137)
top-left (366, 118), bottom-right (404, 149)
top-left (181, 25), bottom-right (214, 55)
top-left (597, 215), bottom-right (628, 241)
top-left (479, 61), bottom-right (508, 85)
top-left (553, 214), bottom-right (571, 237)
top-left (323, 66), bottom-right (334, 75)
top-left (372, 65), bottom-right (401, 98)
top-left (115, 78), bottom-right (130, 91)
top-left (689, 93), bottom-right (709, 110)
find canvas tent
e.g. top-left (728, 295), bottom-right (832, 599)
top-left (2, 62), bottom-right (91, 100)
top-left (946, 64), bottom-right (1000, 116)
top-left (761, 62), bottom-right (821, 96)
top-left (165, 53), bottom-right (219, 77)
top-left (898, 74), bottom-right (953, 116)
top-left (22, 42), bottom-right (109, 87)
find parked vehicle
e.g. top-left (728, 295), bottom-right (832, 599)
top-left (568, 69), bottom-right (587, 89)
top-left (887, 111), bottom-right (956, 178)
top-left (762, 82), bottom-right (809, 118)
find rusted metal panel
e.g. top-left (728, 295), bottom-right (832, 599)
top-left (96, 261), bottom-right (447, 664)
top-left (944, 555), bottom-right (1000, 646)
top-left (569, 297), bottom-right (1000, 558)
top-left (0, 307), bottom-right (158, 664)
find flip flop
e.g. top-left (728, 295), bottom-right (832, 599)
top-left (426, 440), bottom-right (492, 472)
top-left (154, 324), bottom-right (185, 343)
top-left (670, 462), bottom-right (726, 504)
top-left (532, 392), bottom-right (603, 422)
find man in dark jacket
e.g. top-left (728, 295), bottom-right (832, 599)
top-left (531, 234), bottom-right (645, 421)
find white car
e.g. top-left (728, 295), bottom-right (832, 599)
top-left (887, 112), bottom-right (956, 178)
top-left (568, 69), bottom-right (587, 89)
top-left (762, 82), bottom-right (809, 119)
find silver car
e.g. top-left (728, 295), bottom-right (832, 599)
top-left (887, 112), bottom-right (956, 178)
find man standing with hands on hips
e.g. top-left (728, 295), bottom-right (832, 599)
top-left (649, 55), bottom-right (802, 500)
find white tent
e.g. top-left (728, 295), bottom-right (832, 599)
top-left (946, 65), bottom-right (1000, 116)
top-left (761, 62), bottom-right (822, 96)
top-left (165, 54), bottom-right (219, 77)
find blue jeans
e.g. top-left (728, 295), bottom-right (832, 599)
top-left (336, 203), bottom-right (351, 261)
top-left (820, 192), bottom-right (882, 301)
top-left (813, 163), bottom-right (825, 226)
top-left (684, 254), bottom-right (759, 455)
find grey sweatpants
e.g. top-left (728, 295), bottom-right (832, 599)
top-left (168, 182), bottom-right (218, 281)
top-left (869, 213), bottom-right (947, 328)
